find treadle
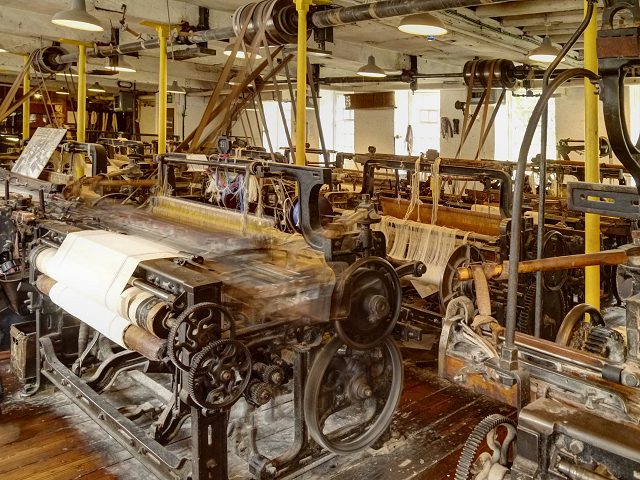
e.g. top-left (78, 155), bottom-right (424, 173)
top-left (567, 181), bottom-right (640, 219)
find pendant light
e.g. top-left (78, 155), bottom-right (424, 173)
top-left (398, 13), bottom-right (447, 36)
top-left (167, 81), bottom-right (186, 94)
top-left (357, 55), bottom-right (387, 78)
top-left (51, 0), bottom-right (103, 32)
top-left (528, 36), bottom-right (563, 63)
top-left (88, 82), bottom-right (105, 92)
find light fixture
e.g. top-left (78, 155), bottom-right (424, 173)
top-left (4, 136), bottom-right (20, 142)
top-left (105, 55), bottom-right (136, 72)
top-left (88, 81), bottom-right (105, 92)
top-left (167, 80), bottom-right (186, 94)
top-left (0, 44), bottom-right (6, 53)
top-left (398, 13), bottom-right (447, 36)
top-left (528, 36), bottom-right (564, 63)
top-left (56, 87), bottom-right (70, 95)
top-left (34, 92), bottom-right (42, 99)
top-left (51, 0), bottom-right (103, 32)
top-left (357, 55), bottom-right (387, 78)
top-left (223, 45), bottom-right (262, 60)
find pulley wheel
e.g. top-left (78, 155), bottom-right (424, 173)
top-left (35, 46), bottom-right (71, 74)
top-left (334, 257), bottom-right (402, 349)
top-left (303, 335), bottom-right (403, 454)
top-left (439, 244), bottom-right (483, 308)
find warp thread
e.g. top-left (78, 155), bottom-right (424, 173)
top-left (403, 156), bottom-right (423, 221)
top-left (377, 216), bottom-right (459, 285)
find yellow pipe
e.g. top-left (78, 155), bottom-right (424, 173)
top-left (584, 0), bottom-right (600, 314)
top-left (157, 27), bottom-right (168, 154)
top-left (22, 56), bottom-right (30, 141)
top-left (77, 45), bottom-right (87, 143)
top-left (295, 0), bottom-right (311, 166)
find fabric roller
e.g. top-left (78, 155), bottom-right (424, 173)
top-left (36, 275), bottom-right (165, 361)
top-left (32, 230), bottom-right (178, 356)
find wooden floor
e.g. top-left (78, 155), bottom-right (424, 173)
top-left (0, 355), bottom-right (514, 480)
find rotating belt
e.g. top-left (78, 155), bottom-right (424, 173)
top-left (456, 59), bottom-right (507, 161)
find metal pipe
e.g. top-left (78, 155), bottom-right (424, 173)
top-left (22, 56), bottom-right (30, 141)
top-left (190, 25), bottom-right (237, 43)
top-left (319, 73), bottom-right (466, 84)
top-left (535, 0), bottom-right (595, 337)
top-left (310, 0), bottom-right (513, 28)
top-left (157, 27), bottom-right (168, 155)
top-left (51, 0), bottom-right (509, 67)
top-left (557, 460), bottom-right (610, 480)
top-left (77, 45), bottom-right (87, 143)
top-left (584, 0), bottom-right (600, 317)
top-left (295, 0), bottom-right (310, 167)
top-left (505, 68), bottom-right (600, 356)
top-left (131, 278), bottom-right (175, 303)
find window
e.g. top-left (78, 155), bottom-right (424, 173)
top-left (494, 91), bottom-right (555, 161)
top-left (404, 91), bottom-right (440, 156)
top-left (334, 94), bottom-right (354, 154)
top-left (260, 101), bottom-right (292, 154)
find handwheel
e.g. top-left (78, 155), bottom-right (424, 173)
top-left (440, 244), bottom-right (483, 308)
top-left (187, 339), bottom-right (252, 410)
top-left (303, 335), bottom-right (403, 454)
top-left (167, 302), bottom-right (236, 372)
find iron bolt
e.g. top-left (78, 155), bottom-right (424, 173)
top-left (568, 440), bottom-right (584, 455)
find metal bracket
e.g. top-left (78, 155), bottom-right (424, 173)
top-left (567, 181), bottom-right (640, 219)
top-left (599, 1), bottom-right (640, 189)
top-left (40, 336), bottom-right (189, 480)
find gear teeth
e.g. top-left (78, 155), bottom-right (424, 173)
top-left (455, 414), bottom-right (516, 480)
top-left (582, 326), bottom-right (624, 359)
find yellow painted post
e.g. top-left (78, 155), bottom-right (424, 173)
top-left (22, 56), bottom-right (30, 141)
top-left (77, 45), bottom-right (87, 143)
top-left (157, 26), bottom-right (168, 154)
top-left (294, 0), bottom-right (311, 166)
top-left (584, 0), bottom-right (600, 313)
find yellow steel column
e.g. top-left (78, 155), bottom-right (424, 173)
top-left (22, 56), bottom-right (30, 141)
top-left (584, 0), bottom-right (600, 312)
top-left (157, 26), bottom-right (168, 154)
top-left (294, 0), bottom-right (311, 166)
top-left (77, 45), bottom-right (87, 143)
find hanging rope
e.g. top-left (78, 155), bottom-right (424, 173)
top-left (431, 157), bottom-right (441, 225)
top-left (403, 155), bottom-right (423, 221)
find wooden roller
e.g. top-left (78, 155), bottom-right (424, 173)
top-left (457, 247), bottom-right (640, 281)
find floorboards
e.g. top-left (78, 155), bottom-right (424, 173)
top-left (0, 352), bottom-right (514, 479)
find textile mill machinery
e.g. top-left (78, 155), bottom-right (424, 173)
top-left (0, 145), bottom-right (427, 480)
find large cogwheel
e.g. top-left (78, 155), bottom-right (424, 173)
top-left (455, 414), bottom-right (517, 480)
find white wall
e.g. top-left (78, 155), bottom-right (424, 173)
top-left (440, 88), bottom-right (496, 160)
top-left (354, 109), bottom-right (395, 154)
top-left (555, 84), bottom-right (630, 166)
